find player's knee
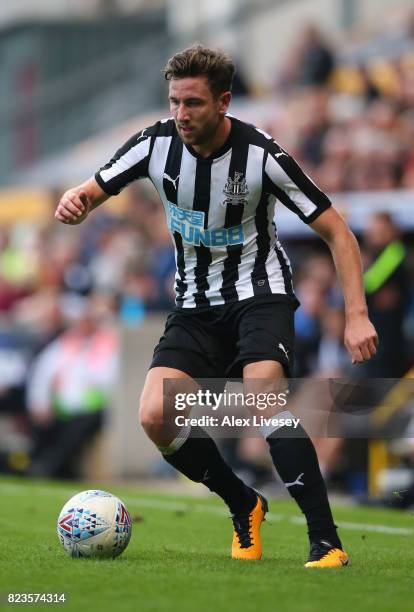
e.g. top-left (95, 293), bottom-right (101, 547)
top-left (138, 393), bottom-right (165, 440)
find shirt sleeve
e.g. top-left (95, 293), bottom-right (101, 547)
top-left (264, 142), bottom-right (331, 224)
top-left (95, 125), bottom-right (154, 196)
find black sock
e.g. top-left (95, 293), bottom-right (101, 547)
top-left (162, 429), bottom-right (256, 515)
top-left (267, 424), bottom-right (342, 548)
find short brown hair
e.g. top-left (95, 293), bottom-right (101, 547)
top-left (163, 44), bottom-right (235, 97)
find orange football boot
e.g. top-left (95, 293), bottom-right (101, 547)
top-left (305, 540), bottom-right (349, 568)
top-left (231, 492), bottom-right (268, 560)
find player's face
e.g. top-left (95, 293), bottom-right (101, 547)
top-left (169, 76), bottom-right (230, 147)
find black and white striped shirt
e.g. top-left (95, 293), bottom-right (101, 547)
top-left (95, 115), bottom-right (331, 309)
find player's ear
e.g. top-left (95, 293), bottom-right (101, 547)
top-left (218, 91), bottom-right (231, 115)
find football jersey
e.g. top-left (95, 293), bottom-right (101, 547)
top-left (95, 115), bottom-right (331, 308)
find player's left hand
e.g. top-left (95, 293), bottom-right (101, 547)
top-left (344, 315), bottom-right (378, 364)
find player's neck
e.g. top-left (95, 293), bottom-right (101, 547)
top-left (192, 116), bottom-right (232, 158)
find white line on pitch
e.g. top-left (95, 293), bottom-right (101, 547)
top-left (122, 496), bottom-right (414, 536)
top-left (1, 482), bottom-right (413, 536)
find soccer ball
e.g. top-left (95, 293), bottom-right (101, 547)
top-left (57, 490), bottom-right (132, 558)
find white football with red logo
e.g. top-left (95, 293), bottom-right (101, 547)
top-left (57, 490), bottom-right (132, 558)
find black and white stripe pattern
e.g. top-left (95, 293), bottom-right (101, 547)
top-left (95, 116), bottom-right (331, 309)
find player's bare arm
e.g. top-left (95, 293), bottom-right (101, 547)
top-left (310, 206), bottom-right (378, 364)
top-left (55, 177), bottom-right (109, 225)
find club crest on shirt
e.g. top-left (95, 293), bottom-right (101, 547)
top-left (222, 172), bottom-right (249, 206)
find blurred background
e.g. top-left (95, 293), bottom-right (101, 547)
top-left (1, 0), bottom-right (414, 508)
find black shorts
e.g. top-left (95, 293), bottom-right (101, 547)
top-left (150, 295), bottom-right (297, 379)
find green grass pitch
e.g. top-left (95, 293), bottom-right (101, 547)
top-left (0, 476), bottom-right (413, 612)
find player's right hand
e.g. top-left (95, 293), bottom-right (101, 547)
top-left (55, 189), bottom-right (91, 225)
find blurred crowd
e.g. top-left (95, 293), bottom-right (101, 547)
top-left (0, 186), bottom-right (175, 477)
top-left (266, 14), bottom-right (414, 193)
top-left (1, 9), bottom-right (414, 501)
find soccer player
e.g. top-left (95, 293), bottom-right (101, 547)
top-left (55, 44), bottom-right (378, 567)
